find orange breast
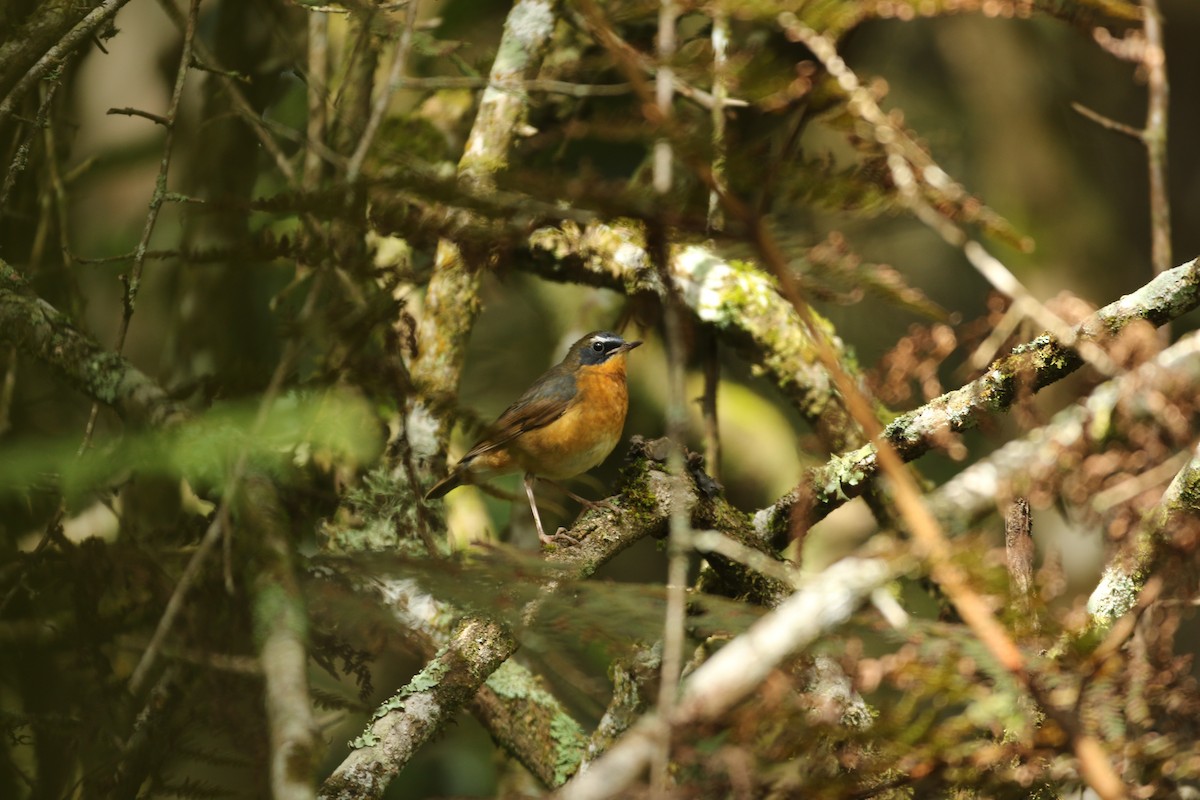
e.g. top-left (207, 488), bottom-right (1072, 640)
top-left (511, 358), bottom-right (629, 479)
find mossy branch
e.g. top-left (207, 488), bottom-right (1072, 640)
top-left (240, 476), bottom-right (320, 800)
top-left (0, 260), bottom-right (187, 429)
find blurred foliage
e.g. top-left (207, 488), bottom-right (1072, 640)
top-left (1, 0), bottom-right (1199, 798)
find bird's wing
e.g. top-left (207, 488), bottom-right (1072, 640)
top-left (458, 367), bottom-right (576, 464)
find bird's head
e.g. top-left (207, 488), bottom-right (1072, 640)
top-left (570, 330), bottom-right (642, 368)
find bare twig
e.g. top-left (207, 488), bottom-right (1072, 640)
top-left (1142, 0), bottom-right (1171, 279)
top-left (650, 7), bottom-right (686, 794)
top-left (1071, 101), bottom-right (1142, 139)
top-left (80, 0), bottom-right (202, 454)
top-left (105, 106), bottom-right (172, 127)
top-left (0, 0), bottom-right (135, 129)
top-left (345, 1), bottom-right (420, 183)
top-left (1, 58), bottom-right (69, 213)
top-left (1005, 497), bottom-right (1038, 634)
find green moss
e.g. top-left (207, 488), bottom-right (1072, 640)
top-left (486, 660), bottom-right (553, 704)
top-left (818, 446), bottom-right (872, 502)
top-left (251, 582), bottom-right (306, 645)
top-left (348, 647), bottom-right (452, 749)
top-left (616, 457), bottom-right (660, 517)
top-left (549, 713), bottom-right (586, 785)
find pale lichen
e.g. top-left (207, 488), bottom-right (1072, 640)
top-left (1086, 566), bottom-right (1141, 628)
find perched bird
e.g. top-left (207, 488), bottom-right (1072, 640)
top-left (425, 330), bottom-right (642, 544)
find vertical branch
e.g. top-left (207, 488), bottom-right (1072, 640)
top-left (242, 477), bottom-right (319, 800)
top-left (707, 8), bottom-right (728, 234)
top-left (700, 333), bottom-right (720, 483)
top-left (699, 7), bottom-right (729, 482)
top-left (1142, 0), bottom-right (1171, 279)
top-left (410, 0), bottom-right (561, 460)
top-left (346, 2), bottom-right (420, 183)
top-left (1005, 497), bottom-right (1038, 635)
top-left (304, 10), bottom-right (330, 189)
top-left (651, 3), bottom-right (687, 798)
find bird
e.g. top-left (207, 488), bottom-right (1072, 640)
top-left (425, 330), bottom-right (642, 545)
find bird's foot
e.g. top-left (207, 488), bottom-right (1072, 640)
top-left (540, 526), bottom-right (580, 547)
top-left (538, 478), bottom-right (618, 513)
top-left (562, 487), bottom-right (619, 513)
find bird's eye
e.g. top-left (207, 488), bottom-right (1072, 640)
top-left (591, 341), bottom-right (605, 352)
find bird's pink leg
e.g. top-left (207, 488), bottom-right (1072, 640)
top-left (525, 473), bottom-right (578, 546)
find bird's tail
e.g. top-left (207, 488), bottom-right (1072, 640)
top-left (424, 472), bottom-right (462, 500)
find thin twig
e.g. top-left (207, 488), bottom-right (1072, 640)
top-left (157, 0), bottom-right (298, 185)
top-left (1071, 101), bottom-right (1142, 139)
top-left (0, 59), bottom-right (69, 212)
top-left (0, 0), bottom-right (135, 129)
top-left (105, 106), bottom-right (172, 126)
top-left (346, 0), bottom-right (420, 183)
top-left (1142, 0), bottom-right (1171, 278)
top-left (651, 4), bottom-right (686, 796)
top-left (80, 0), bottom-right (202, 454)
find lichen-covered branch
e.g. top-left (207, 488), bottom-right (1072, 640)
top-left (356, 575), bottom-right (587, 789)
top-left (524, 223), bottom-right (868, 453)
top-left (410, 0), bottom-right (562, 459)
top-left (241, 476), bottom-right (319, 800)
top-left (0, 260), bottom-right (187, 429)
top-left (928, 329), bottom-right (1200, 534)
top-left (753, 256), bottom-right (1200, 543)
top-left (319, 617), bottom-right (517, 800)
top-left (319, 437), bottom-right (785, 792)
top-left (1087, 440), bottom-right (1200, 629)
